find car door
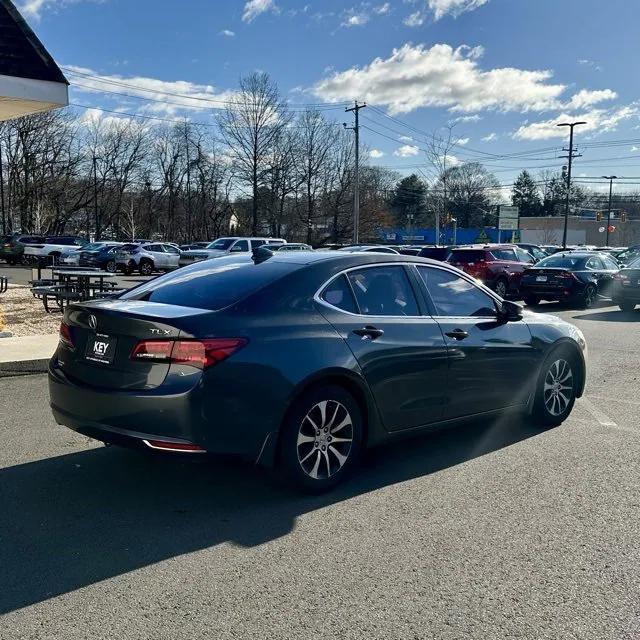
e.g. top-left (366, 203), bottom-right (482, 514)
top-left (414, 265), bottom-right (538, 419)
top-left (162, 244), bottom-right (181, 269)
top-left (316, 265), bottom-right (450, 431)
top-left (230, 239), bottom-right (250, 253)
top-left (597, 254), bottom-right (619, 296)
top-left (147, 245), bottom-right (166, 268)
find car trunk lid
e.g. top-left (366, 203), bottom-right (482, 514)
top-left (59, 300), bottom-right (211, 390)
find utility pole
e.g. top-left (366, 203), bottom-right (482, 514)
top-left (345, 101), bottom-right (366, 244)
top-left (0, 141), bottom-right (5, 234)
top-left (603, 175), bottom-right (617, 247)
top-left (92, 154), bottom-right (99, 241)
top-left (557, 121), bottom-right (587, 249)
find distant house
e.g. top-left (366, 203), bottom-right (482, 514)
top-left (0, 0), bottom-right (68, 121)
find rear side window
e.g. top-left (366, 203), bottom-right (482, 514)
top-left (250, 240), bottom-right (266, 249)
top-left (419, 247), bottom-right (449, 261)
top-left (321, 275), bottom-right (357, 314)
top-left (418, 267), bottom-right (497, 317)
top-left (491, 248), bottom-right (517, 261)
top-left (346, 266), bottom-right (419, 316)
top-left (448, 250), bottom-right (486, 264)
top-left (120, 260), bottom-right (297, 311)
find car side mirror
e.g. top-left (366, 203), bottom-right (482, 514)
top-left (498, 300), bottom-right (523, 322)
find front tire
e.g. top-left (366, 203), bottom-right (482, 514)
top-left (278, 385), bottom-right (363, 492)
top-left (531, 350), bottom-right (578, 427)
top-left (105, 259), bottom-right (117, 273)
top-left (139, 260), bottom-right (153, 276)
top-left (580, 284), bottom-right (597, 309)
top-left (494, 277), bottom-right (508, 298)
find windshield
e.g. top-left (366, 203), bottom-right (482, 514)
top-left (206, 238), bottom-right (235, 250)
top-left (536, 254), bottom-right (586, 269)
top-left (82, 243), bottom-right (105, 251)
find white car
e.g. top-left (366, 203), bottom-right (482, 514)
top-left (23, 235), bottom-right (88, 262)
top-left (180, 237), bottom-right (286, 265)
top-left (115, 242), bottom-right (181, 275)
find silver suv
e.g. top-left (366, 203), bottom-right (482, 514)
top-left (115, 243), bottom-right (181, 275)
top-left (180, 237), bottom-right (286, 265)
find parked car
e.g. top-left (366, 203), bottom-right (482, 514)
top-left (397, 246), bottom-right (422, 256)
top-left (263, 243), bottom-right (313, 252)
top-left (180, 237), bottom-right (286, 265)
top-left (611, 256), bottom-right (640, 312)
top-left (615, 246), bottom-right (640, 266)
top-left (0, 233), bottom-right (45, 265)
top-left (23, 235), bottom-right (88, 262)
top-left (337, 245), bottom-right (400, 254)
top-left (179, 242), bottom-right (209, 251)
top-left (446, 244), bottom-right (529, 298)
top-left (516, 243), bottom-right (547, 262)
top-left (49, 252), bottom-right (587, 491)
top-left (78, 242), bottom-right (124, 272)
top-left (417, 246), bottom-right (453, 261)
top-left (520, 251), bottom-right (619, 308)
top-left (115, 242), bottom-right (181, 275)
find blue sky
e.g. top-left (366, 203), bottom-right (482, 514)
top-left (19, 0), bottom-right (640, 191)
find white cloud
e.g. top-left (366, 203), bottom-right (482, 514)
top-left (19, 0), bottom-right (101, 20)
top-left (404, 11), bottom-right (425, 26)
top-left (428, 0), bottom-right (489, 20)
top-left (242, 0), bottom-right (278, 23)
top-left (513, 105), bottom-right (639, 141)
top-left (631, 146), bottom-right (640, 153)
top-left (374, 2), bottom-right (391, 14)
top-left (399, 135), bottom-right (414, 142)
top-left (482, 132), bottom-right (497, 142)
top-left (454, 114), bottom-right (482, 123)
top-left (457, 137), bottom-right (470, 145)
top-left (314, 43), bottom-right (567, 115)
top-left (394, 144), bottom-right (420, 157)
top-left (565, 89), bottom-right (617, 110)
top-left (66, 65), bottom-right (237, 116)
top-left (342, 12), bottom-right (369, 27)
top-left (578, 58), bottom-right (602, 72)
top-left (219, 29), bottom-right (236, 37)
top-left (370, 149), bottom-right (385, 158)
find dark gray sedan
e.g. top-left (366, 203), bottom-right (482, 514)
top-left (49, 252), bottom-right (587, 491)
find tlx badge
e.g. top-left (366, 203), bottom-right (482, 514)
top-left (150, 329), bottom-right (171, 335)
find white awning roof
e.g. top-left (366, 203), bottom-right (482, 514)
top-left (0, 73), bottom-right (68, 120)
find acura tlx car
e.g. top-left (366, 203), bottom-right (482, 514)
top-left (49, 252), bottom-right (588, 491)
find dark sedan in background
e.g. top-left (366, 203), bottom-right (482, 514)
top-left (520, 252), bottom-right (619, 308)
top-left (78, 242), bottom-right (123, 272)
top-left (49, 252), bottom-right (587, 491)
top-left (612, 257), bottom-right (640, 312)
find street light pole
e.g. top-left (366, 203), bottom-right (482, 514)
top-left (557, 121), bottom-right (587, 249)
top-left (451, 218), bottom-right (457, 245)
top-left (603, 175), bottom-right (617, 247)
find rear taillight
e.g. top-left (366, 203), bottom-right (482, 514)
top-left (557, 271), bottom-right (577, 280)
top-left (59, 322), bottom-right (75, 349)
top-left (131, 338), bottom-right (247, 369)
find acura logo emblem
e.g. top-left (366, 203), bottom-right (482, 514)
top-left (88, 314), bottom-right (97, 330)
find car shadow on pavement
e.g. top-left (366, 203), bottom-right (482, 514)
top-left (571, 309), bottom-right (639, 322)
top-left (0, 416), bottom-right (542, 614)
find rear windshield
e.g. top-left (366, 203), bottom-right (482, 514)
top-left (536, 255), bottom-right (586, 269)
top-left (120, 258), bottom-right (298, 310)
top-left (419, 247), bottom-right (449, 260)
top-left (448, 250), bottom-right (487, 263)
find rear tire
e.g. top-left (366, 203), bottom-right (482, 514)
top-left (139, 260), bottom-right (153, 276)
top-left (531, 348), bottom-right (579, 428)
top-left (619, 301), bottom-right (636, 312)
top-left (105, 259), bottom-right (117, 273)
top-left (278, 385), bottom-right (363, 493)
top-left (523, 294), bottom-right (541, 307)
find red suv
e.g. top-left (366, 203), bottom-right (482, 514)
top-left (446, 244), bottom-right (533, 298)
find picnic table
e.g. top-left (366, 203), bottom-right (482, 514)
top-left (33, 269), bottom-right (122, 313)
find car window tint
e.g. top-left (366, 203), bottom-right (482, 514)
top-left (586, 256), bottom-right (601, 270)
top-left (250, 240), bottom-right (265, 249)
top-left (602, 255), bottom-right (618, 270)
top-left (321, 275), bottom-right (357, 313)
top-left (233, 240), bottom-right (249, 251)
top-left (536, 255), bottom-right (582, 269)
top-left (418, 267), bottom-right (497, 317)
top-left (515, 247), bottom-right (534, 263)
top-left (491, 248), bottom-right (517, 261)
top-left (448, 250), bottom-right (486, 264)
top-left (346, 266), bottom-right (418, 316)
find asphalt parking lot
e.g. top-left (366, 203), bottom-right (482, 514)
top-left (1, 302), bottom-right (640, 639)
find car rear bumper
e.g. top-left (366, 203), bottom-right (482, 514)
top-left (520, 282), bottom-right (581, 299)
top-left (613, 287), bottom-right (640, 302)
top-left (48, 357), bottom-right (270, 460)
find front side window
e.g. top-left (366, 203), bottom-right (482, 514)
top-left (321, 275), bottom-right (358, 314)
top-left (585, 256), bottom-right (602, 270)
top-left (250, 240), bottom-right (266, 249)
top-left (346, 266), bottom-right (419, 316)
top-left (231, 240), bottom-right (249, 252)
top-left (417, 267), bottom-right (497, 317)
top-left (602, 255), bottom-right (618, 270)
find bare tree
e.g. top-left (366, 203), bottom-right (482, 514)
top-left (218, 72), bottom-right (292, 235)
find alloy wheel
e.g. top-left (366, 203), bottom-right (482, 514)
top-left (297, 400), bottom-right (353, 480)
top-left (584, 286), bottom-right (596, 308)
top-left (495, 280), bottom-right (507, 298)
top-left (543, 359), bottom-right (574, 416)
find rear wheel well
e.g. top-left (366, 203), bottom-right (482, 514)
top-left (276, 375), bottom-right (370, 460)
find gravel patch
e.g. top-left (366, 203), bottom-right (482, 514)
top-left (0, 285), bottom-right (61, 337)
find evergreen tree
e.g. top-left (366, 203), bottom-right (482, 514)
top-left (390, 174), bottom-right (428, 227)
top-left (512, 170), bottom-right (542, 217)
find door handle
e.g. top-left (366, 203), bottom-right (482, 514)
top-left (353, 325), bottom-right (384, 340)
top-left (445, 329), bottom-right (469, 341)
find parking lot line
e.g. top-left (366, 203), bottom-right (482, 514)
top-left (579, 397), bottom-right (619, 428)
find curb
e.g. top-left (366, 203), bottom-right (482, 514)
top-left (0, 359), bottom-right (50, 378)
